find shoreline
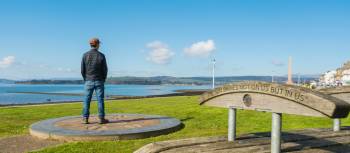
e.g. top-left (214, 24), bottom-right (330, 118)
top-left (6, 91), bottom-right (84, 96)
top-left (0, 89), bottom-right (208, 107)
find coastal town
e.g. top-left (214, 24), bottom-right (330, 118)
top-left (318, 61), bottom-right (350, 87)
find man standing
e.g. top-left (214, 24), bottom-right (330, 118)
top-left (81, 38), bottom-right (109, 124)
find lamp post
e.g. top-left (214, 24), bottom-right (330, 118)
top-left (212, 59), bottom-right (216, 89)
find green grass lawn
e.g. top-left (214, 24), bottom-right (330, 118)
top-left (0, 96), bottom-right (349, 153)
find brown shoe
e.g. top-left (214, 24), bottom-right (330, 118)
top-left (99, 118), bottom-right (109, 124)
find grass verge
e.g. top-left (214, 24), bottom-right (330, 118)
top-left (0, 96), bottom-right (349, 153)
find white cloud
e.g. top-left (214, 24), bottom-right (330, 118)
top-left (57, 67), bottom-right (74, 72)
top-left (271, 60), bottom-right (285, 67)
top-left (146, 41), bottom-right (175, 64)
top-left (184, 40), bottom-right (216, 57)
top-left (39, 64), bottom-right (47, 68)
top-left (0, 56), bottom-right (15, 68)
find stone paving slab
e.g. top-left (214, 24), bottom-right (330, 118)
top-left (134, 127), bottom-right (350, 153)
top-left (0, 135), bottom-right (63, 153)
top-left (290, 143), bottom-right (350, 153)
top-left (30, 114), bottom-right (182, 141)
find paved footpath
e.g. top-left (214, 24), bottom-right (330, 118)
top-left (135, 128), bottom-right (350, 153)
top-left (0, 135), bottom-right (63, 153)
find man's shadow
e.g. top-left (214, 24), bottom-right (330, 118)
top-left (107, 117), bottom-right (172, 123)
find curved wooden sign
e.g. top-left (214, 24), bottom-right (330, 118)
top-left (319, 86), bottom-right (350, 104)
top-left (200, 81), bottom-right (350, 118)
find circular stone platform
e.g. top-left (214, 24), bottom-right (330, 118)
top-left (30, 114), bottom-right (182, 141)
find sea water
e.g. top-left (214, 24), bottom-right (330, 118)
top-left (0, 84), bottom-right (210, 105)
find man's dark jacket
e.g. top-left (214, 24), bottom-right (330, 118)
top-left (81, 48), bottom-right (108, 82)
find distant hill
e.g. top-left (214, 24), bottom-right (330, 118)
top-left (15, 79), bottom-right (83, 85)
top-left (14, 76), bottom-right (318, 85)
top-left (0, 79), bottom-right (14, 84)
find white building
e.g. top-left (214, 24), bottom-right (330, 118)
top-left (323, 70), bottom-right (337, 85)
top-left (341, 69), bottom-right (350, 85)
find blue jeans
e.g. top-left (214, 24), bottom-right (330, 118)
top-left (82, 80), bottom-right (105, 118)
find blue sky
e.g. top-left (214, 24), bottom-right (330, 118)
top-left (0, 0), bottom-right (349, 79)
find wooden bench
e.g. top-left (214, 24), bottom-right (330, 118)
top-left (200, 81), bottom-right (350, 153)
